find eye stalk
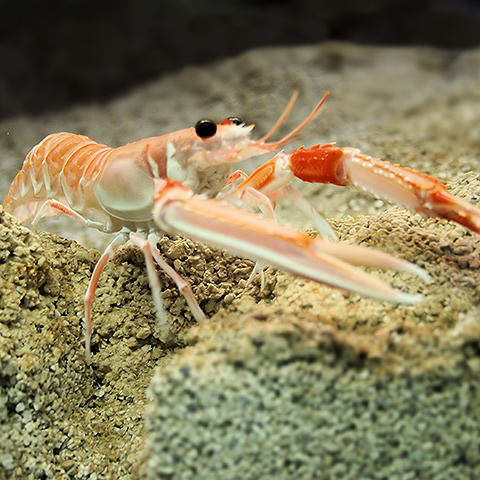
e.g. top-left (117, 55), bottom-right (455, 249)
top-left (195, 119), bottom-right (217, 139)
top-left (219, 117), bottom-right (244, 126)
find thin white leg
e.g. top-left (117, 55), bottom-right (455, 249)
top-left (270, 186), bottom-right (338, 241)
top-left (128, 232), bottom-right (172, 343)
top-left (129, 232), bottom-right (206, 331)
top-left (246, 261), bottom-right (266, 290)
top-left (84, 231), bottom-right (129, 362)
top-left (32, 198), bottom-right (106, 230)
top-left (147, 232), bottom-right (206, 324)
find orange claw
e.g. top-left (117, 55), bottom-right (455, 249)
top-left (288, 143), bottom-right (480, 234)
top-left (289, 143), bottom-right (349, 186)
top-left (425, 187), bottom-right (480, 234)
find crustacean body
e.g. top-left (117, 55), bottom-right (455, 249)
top-left (3, 91), bottom-right (480, 361)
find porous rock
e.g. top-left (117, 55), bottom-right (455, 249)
top-left (147, 176), bottom-right (480, 480)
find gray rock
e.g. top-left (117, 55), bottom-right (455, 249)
top-left (148, 310), bottom-right (480, 480)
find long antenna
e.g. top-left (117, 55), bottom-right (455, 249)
top-left (262, 91), bottom-right (330, 148)
top-left (256, 89), bottom-right (300, 144)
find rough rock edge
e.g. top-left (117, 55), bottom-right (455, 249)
top-left (146, 175), bottom-right (480, 479)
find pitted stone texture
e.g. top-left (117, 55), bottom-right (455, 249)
top-left (148, 311), bottom-right (480, 480)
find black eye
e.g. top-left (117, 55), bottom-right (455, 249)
top-left (195, 119), bottom-right (217, 138)
top-left (228, 117), bottom-right (243, 125)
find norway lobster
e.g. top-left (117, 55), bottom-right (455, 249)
top-left (4, 91), bottom-right (479, 361)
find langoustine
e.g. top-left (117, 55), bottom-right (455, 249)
top-left (4, 91), bottom-right (479, 360)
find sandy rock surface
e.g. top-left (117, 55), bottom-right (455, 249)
top-left (0, 42), bottom-right (480, 479)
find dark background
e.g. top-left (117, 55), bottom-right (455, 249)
top-left (2, 0), bottom-right (480, 120)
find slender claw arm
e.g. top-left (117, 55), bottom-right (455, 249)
top-left (226, 154), bottom-right (337, 241)
top-left (288, 144), bottom-right (480, 234)
top-left (153, 179), bottom-right (426, 305)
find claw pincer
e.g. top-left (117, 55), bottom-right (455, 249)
top-left (152, 179), bottom-right (427, 306)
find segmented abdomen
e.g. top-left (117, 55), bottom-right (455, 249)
top-left (3, 133), bottom-right (113, 222)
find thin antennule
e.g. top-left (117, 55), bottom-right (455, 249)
top-left (263, 91), bottom-right (330, 149)
top-left (256, 88), bottom-right (300, 144)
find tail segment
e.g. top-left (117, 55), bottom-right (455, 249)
top-left (3, 133), bottom-right (112, 223)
